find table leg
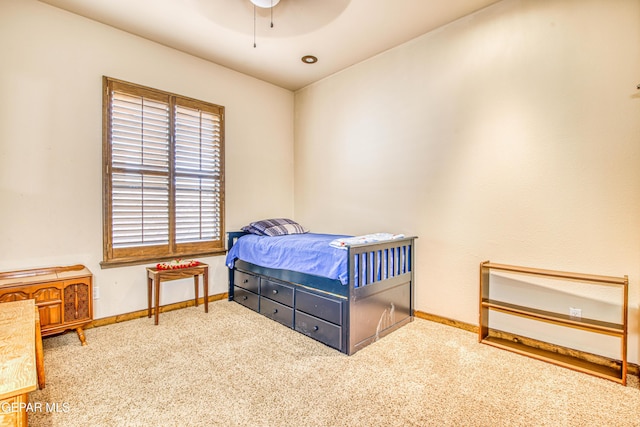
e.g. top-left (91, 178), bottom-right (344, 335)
top-left (154, 275), bottom-right (160, 325)
top-left (194, 275), bottom-right (199, 307)
top-left (204, 267), bottom-right (209, 313)
top-left (147, 275), bottom-right (153, 318)
top-left (34, 307), bottom-right (45, 389)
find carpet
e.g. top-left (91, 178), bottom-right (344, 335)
top-left (29, 300), bottom-right (640, 426)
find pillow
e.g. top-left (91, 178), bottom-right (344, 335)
top-left (241, 224), bottom-right (264, 235)
top-left (241, 218), bottom-right (309, 237)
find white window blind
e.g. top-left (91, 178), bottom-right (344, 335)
top-left (111, 92), bottom-right (170, 248)
top-left (103, 77), bottom-right (225, 266)
top-left (175, 104), bottom-right (222, 243)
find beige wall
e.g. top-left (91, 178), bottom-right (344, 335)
top-left (294, 0), bottom-right (640, 362)
top-left (0, 0), bottom-right (295, 318)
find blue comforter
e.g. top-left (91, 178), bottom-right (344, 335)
top-left (226, 233), bottom-right (352, 285)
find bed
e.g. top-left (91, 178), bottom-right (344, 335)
top-left (226, 224), bottom-right (416, 355)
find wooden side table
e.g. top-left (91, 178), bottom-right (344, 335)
top-left (146, 263), bottom-right (209, 325)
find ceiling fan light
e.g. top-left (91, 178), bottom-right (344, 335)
top-left (250, 0), bottom-right (281, 8)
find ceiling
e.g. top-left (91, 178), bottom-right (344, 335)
top-left (39, 0), bottom-right (501, 91)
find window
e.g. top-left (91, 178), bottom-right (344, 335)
top-left (102, 77), bottom-right (225, 267)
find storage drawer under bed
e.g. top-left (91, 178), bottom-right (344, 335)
top-left (235, 270), bottom-right (259, 293)
top-left (260, 297), bottom-right (293, 328)
top-left (295, 311), bottom-right (342, 351)
top-left (234, 286), bottom-right (259, 312)
top-left (295, 289), bottom-right (343, 326)
top-left (260, 278), bottom-right (294, 307)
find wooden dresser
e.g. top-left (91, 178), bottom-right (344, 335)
top-left (0, 299), bottom-right (45, 427)
top-left (0, 265), bottom-right (93, 345)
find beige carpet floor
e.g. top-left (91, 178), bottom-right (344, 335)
top-left (29, 300), bottom-right (640, 427)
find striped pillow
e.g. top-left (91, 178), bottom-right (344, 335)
top-left (242, 218), bottom-right (309, 236)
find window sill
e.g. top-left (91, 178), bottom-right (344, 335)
top-left (100, 249), bottom-right (227, 269)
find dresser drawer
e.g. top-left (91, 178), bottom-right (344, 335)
top-left (234, 286), bottom-right (259, 312)
top-left (295, 289), bottom-right (343, 325)
top-left (260, 298), bottom-right (293, 328)
top-left (235, 271), bottom-right (259, 293)
top-left (295, 311), bottom-right (342, 351)
top-left (260, 278), bottom-right (294, 307)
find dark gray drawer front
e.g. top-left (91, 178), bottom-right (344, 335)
top-left (260, 278), bottom-right (294, 307)
top-left (235, 271), bottom-right (259, 293)
top-left (295, 311), bottom-right (342, 351)
top-left (234, 286), bottom-right (259, 312)
top-left (295, 290), bottom-right (343, 325)
top-left (260, 298), bottom-right (293, 328)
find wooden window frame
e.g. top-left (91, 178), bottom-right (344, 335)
top-left (101, 77), bottom-right (225, 268)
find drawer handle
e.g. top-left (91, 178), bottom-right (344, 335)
top-left (273, 309), bottom-right (278, 314)
top-left (243, 279), bottom-right (249, 284)
top-left (242, 296), bottom-right (248, 301)
top-left (272, 289), bottom-right (278, 294)
top-left (313, 326), bottom-right (319, 332)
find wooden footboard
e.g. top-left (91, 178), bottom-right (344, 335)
top-left (347, 237), bottom-right (416, 354)
top-left (227, 232), bottom-right (416, 355)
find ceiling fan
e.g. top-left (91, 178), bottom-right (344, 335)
top-left (190, 0), bottom-right (350, 54)
top-left (249, 0), bottom-right (281, 7)
top-left (248, 0), bottom-right (321, 64)
top-left (193, 0), bottom-right (350, 38)
top-left (249, 0), bottom-right (280, 47)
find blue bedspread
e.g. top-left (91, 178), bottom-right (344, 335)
top-left (226, 233), bottom-right (352, 285)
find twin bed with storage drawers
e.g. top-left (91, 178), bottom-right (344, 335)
top-left (226, 231), bottom-right (416, 355)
